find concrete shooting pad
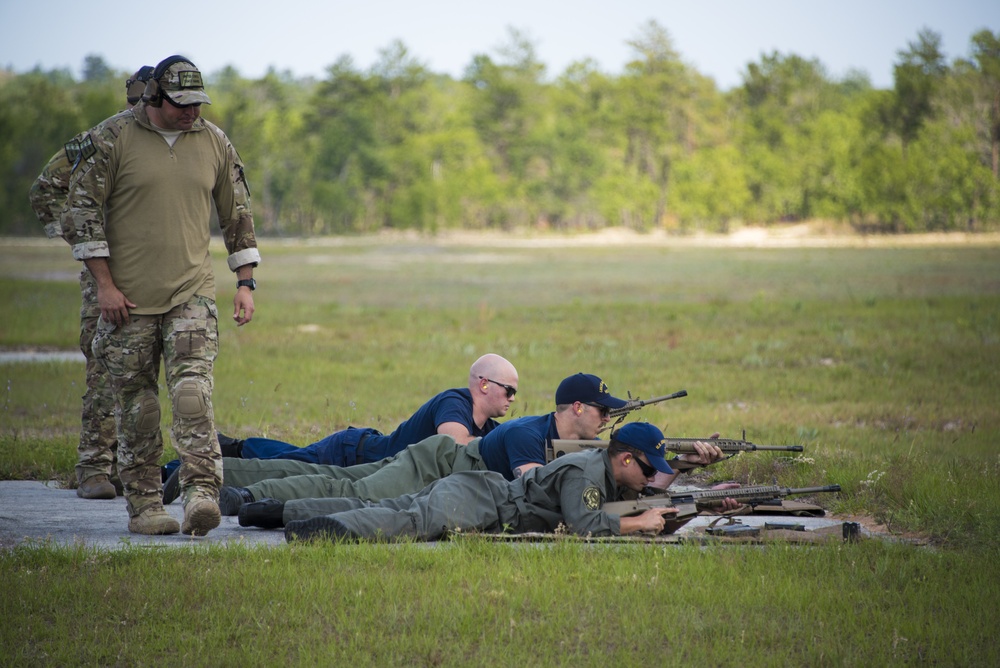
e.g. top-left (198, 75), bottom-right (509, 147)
top-left (0, 480), bottom-right (869, 551)
top-left (0, 481), bottom-right (285, 550)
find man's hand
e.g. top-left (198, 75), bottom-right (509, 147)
top-left (620, 507), bottom-right (679, 535)
top-left (676, 432), bottom-right (726, 467)
top-left (85, 258), bottom-right (134, 326)
top-left (97, 285), bottom-right (136, 327)
top-left (709, 482), bottom-right (743, 512)
top-left (233, 288), bottom-right (255, 326)
top-left (646, 432), bottom-right (730, 490)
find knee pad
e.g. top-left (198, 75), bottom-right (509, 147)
top-left (136, 391), bottom-right (161, 434)
top-left (173, 379), bottom-right (208, 419)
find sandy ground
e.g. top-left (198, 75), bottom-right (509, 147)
top-left (7, 224), bottom-right (969, 254)
top-left (264, 224), bottom-right (1000, 249)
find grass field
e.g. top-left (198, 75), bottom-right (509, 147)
top-left (1, 231), bottom-right (998, 665)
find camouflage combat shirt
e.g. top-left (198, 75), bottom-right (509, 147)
top-left (28, 133), bottom-right (88, 239)
top-left (62, 103), bottom-right (260, 315)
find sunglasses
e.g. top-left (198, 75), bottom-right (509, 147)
top-left (584, 402), bottom-right (610, 418)
top-left (481, 377), bottom-right (517, 399)
top-left (633, 456), bottom-right (658, 478)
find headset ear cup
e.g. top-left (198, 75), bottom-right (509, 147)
top-left (142, 79), bottom-right (160, 106)
top-left (127, 79), bottom-right (145, 105)
top-left (145, 55), bottom-right (191, 108)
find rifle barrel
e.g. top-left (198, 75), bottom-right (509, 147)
top-left (547, 438), bottom-right (805, 462)
top-left (663, 438), bottom-right (804, 453)
top-left (789, 484), bottom-right (842, 494)
top-left (755, 445), bottom-right (804, 452)
top-left (607, 389), bottom-right (688, 417)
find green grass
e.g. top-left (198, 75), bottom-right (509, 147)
top-left (1, 234), bottom-right (999, 665)
top-left (1, 539), bottom-right (997, 666)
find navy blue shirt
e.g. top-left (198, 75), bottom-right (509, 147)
top-left (477, 413), bottom-right (560, 480)
top-left (365, 387), bottom-right (497, 458)
top-left (238, 387), bottom-right (499, 466)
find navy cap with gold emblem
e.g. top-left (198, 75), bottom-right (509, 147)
top-left (612, 422), bottom-right (674, 474)
top-left (555, 372), bottom-right (627, 408)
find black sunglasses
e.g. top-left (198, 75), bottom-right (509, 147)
top-left (481, 377), bottom-right (517, 399)
top-left (633, 456), bottom-right (658, 478)
top-left (584, 402), bottom-right (610, 418)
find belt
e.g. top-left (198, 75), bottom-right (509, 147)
top-left (354, 431), bottom-right (370, 465)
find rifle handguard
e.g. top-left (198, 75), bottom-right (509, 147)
top-left (670, 456), bottom-right (701, 473)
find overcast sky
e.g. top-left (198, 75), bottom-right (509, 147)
top-left (1, 0), bottom-right (996, 90)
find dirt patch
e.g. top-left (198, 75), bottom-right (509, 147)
top-left (834, 512), bottom-right (933, 546)
top-left (429, 224), bottom-right (1000, 249)
top-left (248, 225), bottom-right (1000, 251)
top-left (0, 348), bottom-right (84, 363)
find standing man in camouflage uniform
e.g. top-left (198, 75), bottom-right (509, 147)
top-left (62, 55), bottom-right (261, 536)
top-left (28, 68), bottom-right (153, 500)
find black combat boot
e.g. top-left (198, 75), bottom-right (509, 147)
top-left (218, 486), bottom-right (255, 515)
top-left (238, 498), bottom-right (286, 529)
top-left (216, 432), bottom-right (244, 458)
top-left (284, 516), bottom-right (357, 542)
top-left (161, 466), bottom-right (181, 505)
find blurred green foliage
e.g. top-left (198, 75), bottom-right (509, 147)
top-left (3, 25), bottom-right (1000, 235)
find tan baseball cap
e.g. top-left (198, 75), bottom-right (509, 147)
top-left (159, 60), bottom-right (212, 105)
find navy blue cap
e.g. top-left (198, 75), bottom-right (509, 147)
top-left (555, 373), bottom-right (627, 408)
top-left (613, 422), bottom-right (674, 474)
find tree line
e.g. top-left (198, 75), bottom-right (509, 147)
top-left (2, 22), bottom-right (998, 236)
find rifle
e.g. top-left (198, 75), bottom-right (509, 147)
top-left (605, 484), bottom-right (842, 526)
top-left (600, 390), bottom-right (688, 432)
top-left (546, 434), bottom-right (804, 470)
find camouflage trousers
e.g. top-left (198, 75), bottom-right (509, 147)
top-left (93, 295), bottom-right (222, 517)
top-left (77, 268), bottom-right (124, 485)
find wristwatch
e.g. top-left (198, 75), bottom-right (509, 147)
top-left (237, 278), bottom-right (256, 291)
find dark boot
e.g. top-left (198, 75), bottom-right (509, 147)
top-left (284, 516), bottom-right (357, 542)
top-left (216, 432), bottom-right (244, 458)
top-left (238, 498), bottom-right (286, 529)
top-left (161, 466), bottom-right (181, 505)
top-left (218, 486), bottom-right (255, 516)
top-left (110, 462), bottom-right (124, 496)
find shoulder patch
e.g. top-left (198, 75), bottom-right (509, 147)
top-left (582, 486), bottom-right (602, 511)
top-left (64, 139), bottom-right (82, 165)
top-left (78, 134), bottom-right (96, 161)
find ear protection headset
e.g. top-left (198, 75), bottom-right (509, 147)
top-left (142, 55), bottom-right (193, 107)
top-left (126, 65), bottom-right (154, 105)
